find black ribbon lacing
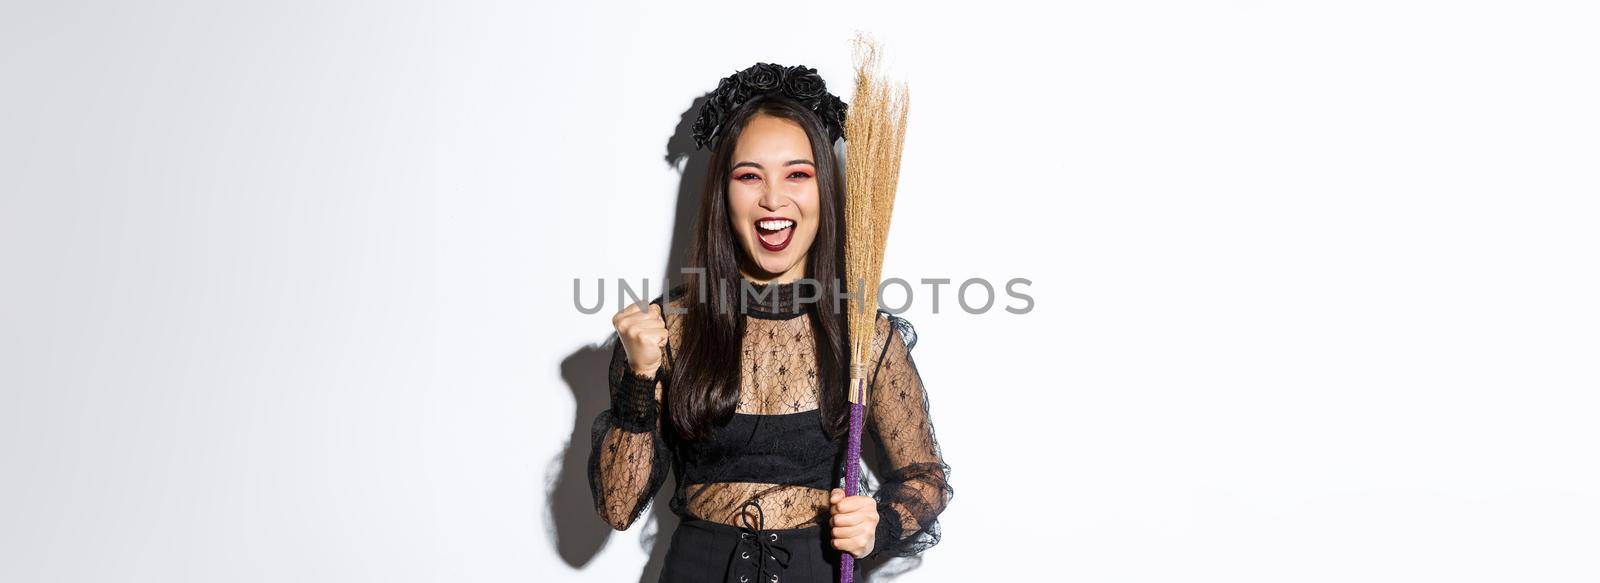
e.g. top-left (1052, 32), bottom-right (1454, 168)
top-left (726, 497), bottom-right (793, 583)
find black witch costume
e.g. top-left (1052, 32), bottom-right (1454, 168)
top-left (587, 64), bottom-right (952, 583)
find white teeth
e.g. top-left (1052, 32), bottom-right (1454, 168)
top-left (757, 219), bottom-right (794, 231)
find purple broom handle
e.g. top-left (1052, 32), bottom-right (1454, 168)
top-left (839, 398), bottom-right (865, 583)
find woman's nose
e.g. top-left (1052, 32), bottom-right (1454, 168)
top-left (758, 186), bottom-right (786, 211)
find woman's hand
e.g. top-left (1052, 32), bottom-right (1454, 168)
top-left (828, 488), bottom-right (879, 559)
top-left (612, 302), bottom-right (667, 380)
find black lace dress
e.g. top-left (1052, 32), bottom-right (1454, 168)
top-left (587, 280), bottom-right (953, 582)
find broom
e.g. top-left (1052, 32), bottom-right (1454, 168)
top-left (839, 31), bottom-right (909, 583)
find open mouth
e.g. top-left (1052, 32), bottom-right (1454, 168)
top-left (755, 217), bottom-right (795, 252)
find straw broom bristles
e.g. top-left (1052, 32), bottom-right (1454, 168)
top-left (839, 32), bottom-right (908, 582)
top-left (844, 31), bottom-right (910, 384)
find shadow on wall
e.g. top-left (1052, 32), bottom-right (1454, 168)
top-left (545, 96), bottom-right (920, 582)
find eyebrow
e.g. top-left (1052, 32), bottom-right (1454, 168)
top-left (731, 159), bottom-right (815, 170)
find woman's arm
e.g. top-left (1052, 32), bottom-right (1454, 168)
top-left (861, 313), bottom-right (954, 559)
top-left (587, 327), bottom-right (673, 531)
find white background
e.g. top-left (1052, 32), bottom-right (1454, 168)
top-left (2, 1), bottom-right (1597, 581)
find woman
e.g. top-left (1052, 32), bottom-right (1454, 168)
top-left (588, 62), bottom-right (952, 583)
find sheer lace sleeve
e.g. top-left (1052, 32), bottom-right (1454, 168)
top-left (587, 315), bottom-right (674, 531)
top-left (862, 313), bottom-right (954, 559)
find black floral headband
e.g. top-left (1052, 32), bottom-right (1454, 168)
top-left (691, 62), bottom-right (848, 150)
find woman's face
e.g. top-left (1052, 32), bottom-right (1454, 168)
top-left (726, 113), bottom-right (821, 283)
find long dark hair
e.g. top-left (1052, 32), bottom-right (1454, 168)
top-left (668, 94), bottom-right (850, 443)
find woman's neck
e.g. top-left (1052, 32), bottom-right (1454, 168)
top-left (734, 275), bottom-right (807, 319)
top-left (740, 273), bottom-right (799, 285)
top-left (739, 262), bottom-right (807, 285)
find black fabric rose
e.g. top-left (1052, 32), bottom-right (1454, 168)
top-left (691, 103), bottom-right (721, 149)
top-left (737, 62), bottom-right (784, 92)
top-left (809, 94), bottom-right (848, 142)
top-left (711, 76), bottom-right (744, 110)
top-left (781, 65), bottom-right (825, 99)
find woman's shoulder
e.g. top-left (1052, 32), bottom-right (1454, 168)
top-left (873, 309), bottom-right (917, 352)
